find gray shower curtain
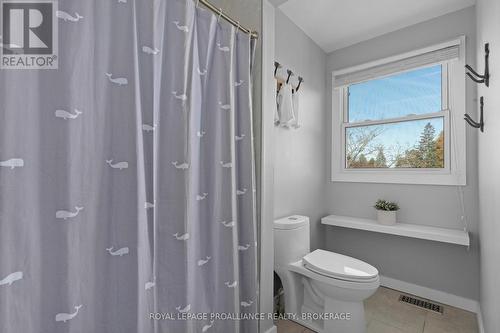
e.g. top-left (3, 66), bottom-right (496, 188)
top-left (0, 0), bottom-right (258, 332)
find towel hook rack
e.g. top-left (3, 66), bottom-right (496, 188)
top-left (464, 96), bottom-right (484, 132)
top-left (273, 61), bottom-right (304, 92)
top-left (286, 69), bottom-right (294, 84)
top-left (465, 43), bottom-right (489, 87)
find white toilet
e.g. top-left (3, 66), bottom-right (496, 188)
top-left (274, 215), bottom-right (379, 333)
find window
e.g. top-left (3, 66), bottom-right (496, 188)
top-left (332, 38), bottom-right (466, 185)
top-left (346, 65), bottom-right (446, 169)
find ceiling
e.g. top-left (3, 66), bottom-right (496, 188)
top-left (275, 0), bottom-right (475, 53)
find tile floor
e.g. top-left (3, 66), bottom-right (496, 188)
top-left (276, 287), bottom-right (479, 333)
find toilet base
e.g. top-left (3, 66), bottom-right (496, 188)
top-left (322, 297), bottom-right (366, 333)
top-left (277, 261), bottom-right (379, 333)
top-left (293, 298), bottom-right (366, 333)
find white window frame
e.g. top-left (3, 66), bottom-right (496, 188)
top-left (331, 37), bottom-right (466, 186)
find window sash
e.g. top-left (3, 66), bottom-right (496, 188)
top-left (343, 110), bottom-right (447, 129)
top-left (343, 63), bottom-right (449, 125)
top-left (340, 110), bottom-right (450, 172)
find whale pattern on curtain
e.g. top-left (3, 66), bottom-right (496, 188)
top-left (0, 0), bottom-right (258, 332)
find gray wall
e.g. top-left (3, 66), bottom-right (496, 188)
top-left (273, 9), bottom-right (327, 251)
top-left (324, 7), bottom-right (480, 300)
top-left (476, 0), bottom-right (500, 331)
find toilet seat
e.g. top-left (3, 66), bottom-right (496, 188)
top-left (303, 249), bottom-right (379, 283)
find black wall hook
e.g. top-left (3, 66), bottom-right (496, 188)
top-left (465, 43), bottom-right (489, 87)
top-left (274, 61), bottom-right (281, 77)
top-left (464, 96), bottom-right (484, 132)
top-left (296, 77), bottom-right (304, 92)
top-left (286, 69), bottom-right (294, 84)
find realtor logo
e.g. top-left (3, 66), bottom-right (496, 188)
top-left (1, 0), bottom-right (58, 69)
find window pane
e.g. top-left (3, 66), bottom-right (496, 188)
top-left (348, 65), bottom-right (442, 122)
top-left (346, 118), bottom-right (444, 169)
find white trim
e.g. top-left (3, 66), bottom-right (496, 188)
top-left (476, 306), bottom-right (485, 333)
top-left (380, 275), bottom-right (479, 313)
top-left (331, 36), bottom-right (467, 186)
top-left (345, 111), bottom-right (448, 128)
top-left (260, 2), bottom-right (276, 333)
top-left (263, 325), bottom-right (277, 333)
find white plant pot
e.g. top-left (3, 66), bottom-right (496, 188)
top-left (377, 210), bottom-right (397, 225)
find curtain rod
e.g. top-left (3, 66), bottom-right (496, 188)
top-left (197, 0), bottom-right (259, 39)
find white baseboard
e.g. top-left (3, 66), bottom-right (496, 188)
top-left (380, 275), bottom-right (479, 313)
top-left (476, 306), bottom-right (485, 333)
top-left (262, 277), bottom-right (484, 332)
top-left (263, 325), bottom-right (277, 333)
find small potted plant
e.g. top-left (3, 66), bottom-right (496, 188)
top-left (374, 199), bottom-right (399, 225)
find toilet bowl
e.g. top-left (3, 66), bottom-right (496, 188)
top-left (274, 215), bottom-right (379, 333)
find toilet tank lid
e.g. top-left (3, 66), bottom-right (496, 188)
top-left (274, 215), bottom-right (309, 230)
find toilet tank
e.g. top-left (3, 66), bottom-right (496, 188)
top-left (274, 215), bottom-right (310, 268)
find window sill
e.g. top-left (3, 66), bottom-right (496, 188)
top-left (321, 214), bottom-right (469, 246)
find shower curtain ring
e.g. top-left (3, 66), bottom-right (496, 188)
top-left (236, 21), bottom-right (240, 34)
top-left (218, 8), bottom-right (223, 22)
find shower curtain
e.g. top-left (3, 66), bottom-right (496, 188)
top-left (0, 0), bottom-right (258, 332)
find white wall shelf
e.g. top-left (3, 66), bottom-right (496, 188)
top-left (321, 215), bottom-right (470, 246)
